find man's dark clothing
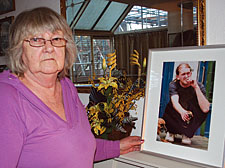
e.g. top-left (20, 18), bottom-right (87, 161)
top-left (163, 80), bottom-right (208, 138)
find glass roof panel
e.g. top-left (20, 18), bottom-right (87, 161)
top-left (94, 1), bottom-right (128, 31)
top-left (66, 0), bottom-right (85, 26)
top-left (115, 5), bottom-right (169, 33)
top-left (75, 0), bottom-right (109, 30)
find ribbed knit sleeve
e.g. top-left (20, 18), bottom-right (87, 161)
top-left (94, 138), bottom-right (120, 161)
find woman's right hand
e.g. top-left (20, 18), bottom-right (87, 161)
top-left (119, 136), bottom-right (144, 155)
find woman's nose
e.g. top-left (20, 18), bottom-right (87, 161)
top-left (43, 40), bottom-right (54, 52)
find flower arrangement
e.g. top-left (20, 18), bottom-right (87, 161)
top-left (86, 50), bottom-right (145, 140)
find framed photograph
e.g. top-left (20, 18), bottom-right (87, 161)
top-left (0, 16), bottom-right (14, 57)
top-left (142, 45), bottom-right (225, 168)
top-left (0, 0), bottom-right (15, 15)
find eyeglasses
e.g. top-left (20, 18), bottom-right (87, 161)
top-left (24, 37), bottom-right (67, 47)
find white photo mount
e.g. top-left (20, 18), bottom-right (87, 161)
top-left (141, 45), bottom-right (225, 168)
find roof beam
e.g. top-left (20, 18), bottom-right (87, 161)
top-left (111, 4), bottom-right (133, 32)
top-left (74, 29), bottom-right (114, 37)
top-left (70, 0), bottom-right (90, 29)
top-left (91, 1), bottom-right (112, 30)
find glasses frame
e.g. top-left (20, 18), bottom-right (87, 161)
top-left (24, 37), bottom-right (67, 47)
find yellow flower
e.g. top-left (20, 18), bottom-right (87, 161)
top-left (91, 118), bottom-right (106, 135)
top-left (117, 111), bottom-right (125, 121)
top-left (108, 118), bottom-right (112, 123)
top-left (100, 102), bottom-right (114, 115)
top-left (97, 77), bottom-right (118, 91)
top-left (143, 57), bottom-right (146, 68)
top-left (102, 58), bottom-right (106, 70)
top-left (88, 105), bottom-right (99, 116)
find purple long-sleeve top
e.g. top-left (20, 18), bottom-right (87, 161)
top-left (0, 71), bottom-right (120, 167)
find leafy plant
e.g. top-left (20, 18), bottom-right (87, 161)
top-left (86, 50), bottom-right (145, 139)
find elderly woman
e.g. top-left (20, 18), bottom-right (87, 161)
top-left (0, 7), bottom-right (143, 167)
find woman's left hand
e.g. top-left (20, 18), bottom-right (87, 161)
top-left (120, 136), bottom-right (144, 155)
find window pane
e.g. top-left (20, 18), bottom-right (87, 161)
top-left (73, 36), bottom-right (112, 83)
top-left (93, 39), bottom-right (111, 77)
top-left (73, 36), bottom-right (92, 82)
top-left (94, 2), bottom-right (128, 31)
top-left (115, 6), bottom-right (168, 33)
top-left (66, 0), bottom-right (85, 26)
top-left (75, 0), bottom-right (108, 30)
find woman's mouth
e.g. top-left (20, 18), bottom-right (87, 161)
top-left (43, 58), bottom-right (54, 61)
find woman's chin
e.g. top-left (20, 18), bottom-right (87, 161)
top-left (41, 68), bottom-right (61, 75)
top-left (40, 61), bottom-right (63, 74)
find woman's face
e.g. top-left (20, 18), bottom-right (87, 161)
top-left (22, 30), bottom-right (66, 77)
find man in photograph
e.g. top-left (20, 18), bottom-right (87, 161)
top-left (163, 63), bottom-right (210, 145)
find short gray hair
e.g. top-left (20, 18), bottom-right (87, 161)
top-left (7, 7), bottom-right (76, 78)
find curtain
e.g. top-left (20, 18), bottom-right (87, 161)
top-left (114, 29), bottom-right (168, 78)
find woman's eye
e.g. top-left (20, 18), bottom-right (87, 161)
top-left (53, 38), bottom-right (61, 41)
top-left (31, 38), bottom-right (42, 42)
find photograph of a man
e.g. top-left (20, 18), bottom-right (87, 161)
top-left (162, 63), bottom-right (211, 146)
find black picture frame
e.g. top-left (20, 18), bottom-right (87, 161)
top-left (0, 16), bottom-right (14, 57)
top-left (0, 0), bottom-right (15, 15)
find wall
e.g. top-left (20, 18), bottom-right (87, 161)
top-left (206, 1), bottom-right (225, 166)
top-left (206, 0), bottom-right (225, 45)
top-left (0, 0), bottom-right (60, 19)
